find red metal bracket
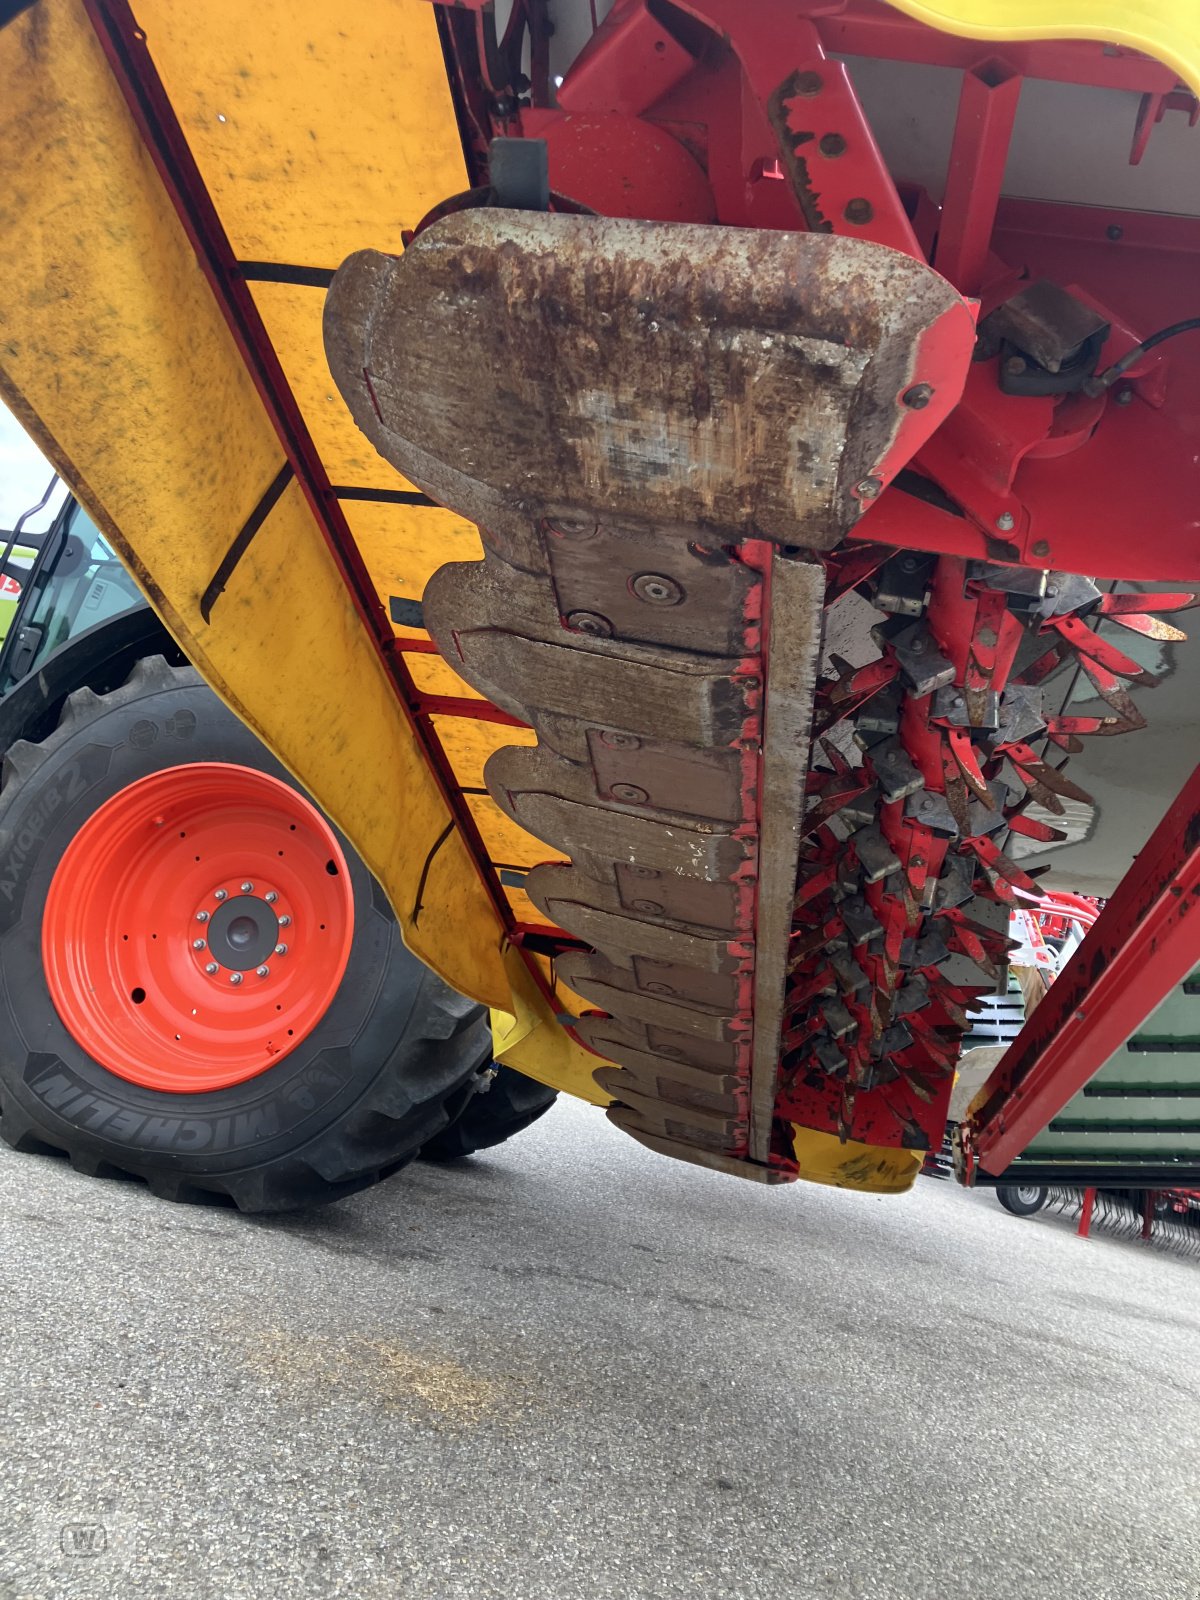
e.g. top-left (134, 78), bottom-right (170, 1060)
top-left (966, 761), bottom-right (1200, 1174)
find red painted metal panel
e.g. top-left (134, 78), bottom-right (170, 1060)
top-left (966, 762), bottom-right (1200, 1176)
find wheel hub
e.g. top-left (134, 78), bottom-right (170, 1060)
top-left (200, 891), bottom-right (282, 973)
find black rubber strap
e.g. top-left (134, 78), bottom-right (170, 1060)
top-left (238, 261), bottom-right (335, 288)
top-left (333, 486), bottom-right (438, 508)
top-left (200, 461), bottom-right (294, 623)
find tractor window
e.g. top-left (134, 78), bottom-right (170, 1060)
top-left (0, 503), bottom-right (145, 693)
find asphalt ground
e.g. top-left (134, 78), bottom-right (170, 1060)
top-left (2, 1095), bottom-right (1199, 1600)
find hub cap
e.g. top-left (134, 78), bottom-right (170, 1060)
top-left (42, 762), bottom-right (355, 1091)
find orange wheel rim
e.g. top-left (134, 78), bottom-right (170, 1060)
top-left (42, 762), bottom-right (355, 1092)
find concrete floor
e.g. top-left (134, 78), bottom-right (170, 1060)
top-left (2, 1097), bottom-right (1199, 1600)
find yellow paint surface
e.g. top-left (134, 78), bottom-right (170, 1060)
top-left (887, 0), bottom-right (1200, 95)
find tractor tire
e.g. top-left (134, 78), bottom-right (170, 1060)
top-left (421, 1062), bottom-right (557, 1162)
top-left (995, 1183), bottom-right (1049, 1217)
top-left (0, 657), bottom-right (492, 1212)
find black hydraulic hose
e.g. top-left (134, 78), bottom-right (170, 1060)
top-left (1086, 316), bottom-right (1200, 394)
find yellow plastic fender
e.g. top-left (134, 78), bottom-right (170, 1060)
top-left (888, 0), bottom-right (1200, 95)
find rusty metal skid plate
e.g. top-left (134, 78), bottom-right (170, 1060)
top-left (325, 212), bottom-right (973, 1177)
top-left (324, 212), bottom-right (971, 549)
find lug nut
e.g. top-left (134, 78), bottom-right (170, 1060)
top-left (241, 881), bottom-right (254, 893)
top-left (278, 915), bottom-right (292, 928)
top-left (229, 972), bottom-right (243, 986)
top-left (195, 910), bottom-right (209, 923)
top-left (256, 965), bottom-right (270, 979)
top-left (264, 891), bottom-right (278, 904)
top-left (995, 512), bottom-right (1016, 532)
top-left (274, 944), bottom-right (288, 957)
top-left (192, 938), bottom-right (206, 951)
top-left (214, 889), bottom-right (227, 901)
top-left (205, 962), bottom-right (219, 975)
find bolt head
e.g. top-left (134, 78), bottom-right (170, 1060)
top-left (631, 572), bottom-right (684, 607)
top-left (610, 783), bottom-right (649, 805)
top-left (214, 889), bottom-right (228, 901)
top-left (995, 512), bottom-right (1016, 532)
top-left (241, 881), bottom-right (254, 894)
top-left (278, 915), bottom-right (292, 928)
top-left (192, 938), bottom-right (206, 951)
top-left (264, 891), bottom-right (278, 904)
top-left (205, 962), bottom-right (219, 975)
top-left (229, 972), bottom-right (243, 986)
top-left (1114, 386), bottom-right (1134, 406)
top-left (274, 943), bottom-right (288, 957)
top-left (195, 910), bottom-right (209, 923)
top-left (843, 197), bottom-right (874, 225)
top-left (901, 383), bottom-right (934, 411)
top-left (256, 965), bottom-right (270, 979)
top-left (565, 610), bottom-right (613, 638)
top-left (543, 517), bottom-right (598, 541)
top-left (856, 475), bottom-right (883, 500)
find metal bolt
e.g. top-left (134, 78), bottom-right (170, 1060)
top-left (657, 1045), bottom-right (684, 1059)
top-left (610, 783), bottom-right (649, 805)
top-left (818, 132), bottom-right (846, 158)
top-left (192, 938), bottom-right (206, 951)
top-left (241, 881), bottom-right (254, 893)
top-left (856, 476), bottom-right (883, 500)
top-left (274, 943), bottom-right (288, 957)
top-left (1106, 224), bottom-right (1123, 241)
top-left (793, 70), bottom-right (823, 95)
top-left (1045, 585), bottom-right (1058, 598)
top-left (195, 910), bottom-right (209, 923)
top-left (1032, 540), bottom-right (1051, 558)
top-left (627, 866), bottom-right (658, 880)
top-left (631, 572), bottom-right (684, 606)
top-left (631, 900), bottom-right (664, 915)
top-left (995, 512), bottom-right (1016, 532)
top-left (565, 610), bottom-right (613, 637)
top-left (214, 888), bottom-right (228, 901)
top-left (264, 891), bottom-right (278, 904)
top-left (643, 982), bottom-right (676, 995)
top-left (909, 637), bottom-right (926, 654)
top-left (205, 962), bottom-right (219, 975)
top-left (843, 197), bottom-right (874, 225)
top-left (1003, 355), bottom-right (1027, 377)
top-left (229, 972), bottom-right (243, 986)
top-left (256, 965), bottom-right (270, 978)
top-left (544, 517), bottom-right (598, 541)
top-left (278, 915), bottom-right (292, 928)
top-left (599, 731), bottom-right (641, 750)
top-left (901, 383), bottom-right (934, 410)
top-left (1114, 386), bottom-right (1134, 405)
